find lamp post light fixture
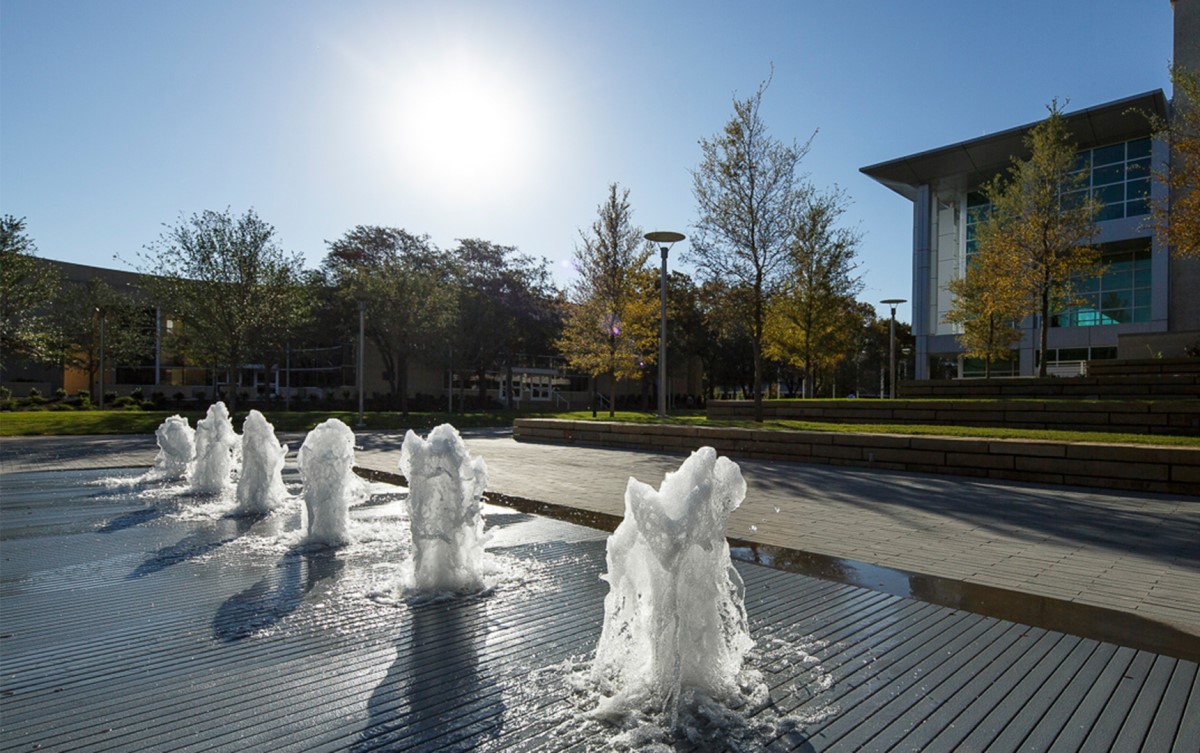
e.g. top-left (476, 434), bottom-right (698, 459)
top-left (880, 298), bottom-right (907, 399)
top-left (95, 307), bottom-right (107, 409)
top-left (357, 298), bottom-right (366, 428)
top-left (644, 231), bottom-right (685, 418)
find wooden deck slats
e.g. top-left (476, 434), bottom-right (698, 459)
top-left (2, 470), bottom-right (1198, 753)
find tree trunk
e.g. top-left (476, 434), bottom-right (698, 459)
top-left (608, 368), bottom-right (616, 418)
top-left (398, 353), bottom-right (410, 417)
top-left (477, 366), bottom-right (488, 406)
top-left (751, 338), bottom-right (763, 422)
top-left (505, 345), bottom-right (514, 410)
top-left (752, 283), bottom-right (764, 422)
top-left (1038, 287), bottom-right (1050, 378)
top-left (226, 364), bottom-right (238, 412)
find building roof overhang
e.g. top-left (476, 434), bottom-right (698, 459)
top-left (859, 90), bottom-right (1168, 200)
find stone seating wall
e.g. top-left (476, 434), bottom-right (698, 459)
top-left (898, 358), bottom-right (1200, 401)
top-left (512, 418), bottom-right (1200, 497)
top-left (705, 398), bottom-right (1200, 436)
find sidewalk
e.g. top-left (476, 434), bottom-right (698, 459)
top-left (3, 428), bottom-right (1198, 638)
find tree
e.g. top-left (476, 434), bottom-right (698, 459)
top-left (323, 225), bottom-right (457, 415)
top-left (0, 215), bottom-right (59, 368)
top-left (52, 277), bottom-right (154, 397)
top-left (557, 184), bottom-right (656, 417)
top-left (690, 72), bottom-right (814, 420)
top-left (662, 271), bottom-right (709, 406)
top-left (698, 280), bottom-right (759, 399)
top-left (451, 238), bottom-right (559, 408)
top-left (945, 240), bottom-right (1025, 378)
top-left (976, 101), bottom-right (1101, 377)
top-left (763, 187), bottom-right (863, 397)
top-left (139, 208), bottom-right (310, 411)
top-left (1146, 65), bottom-right (1200, 259)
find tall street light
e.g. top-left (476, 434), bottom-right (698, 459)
top-left (881, 298), bottom-right (907, 399)
top-left (644, 231), bottom-right (685, 418)
top-left (357, 298), bottom-right (366, 427)
top-left (95, 307), bottom-right (107, 409)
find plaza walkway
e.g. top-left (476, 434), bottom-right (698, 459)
top-left (3, 427), bottom-right (1197, 641)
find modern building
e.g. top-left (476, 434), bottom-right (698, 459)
top-left (861, 0), bottom-right (1199, 380)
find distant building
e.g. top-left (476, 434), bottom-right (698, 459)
top-left (2, 258), bottom-right (699, 411)
top-left (861, 0), bottom-right (1199, 379)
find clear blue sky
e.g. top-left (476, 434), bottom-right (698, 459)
top-left (0, 0), bottom-right (1176, 322)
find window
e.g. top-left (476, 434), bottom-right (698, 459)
top-left (965, 192), bottom-right (990, 262)
top-left (1065, 137), bottom-right (1152, 222)
top-left (1039, 346), bottom-right (1117, 365)
top-left (1052, 243), bottom-right (1152, 327)
top-left (961, 355), bottom-right (1018, 378)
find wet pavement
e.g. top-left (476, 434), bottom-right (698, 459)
top-left (3, 427), bottom-right (1198, 645)
top-left (2, 466), bottom-right (1197, 752)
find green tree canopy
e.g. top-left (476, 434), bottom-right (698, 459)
top-left (51, 277), bottom-right (155, 398)
top-left (1, 215), bottom-right (60, 368)
top-left (450, 238), bottom-right (560, 407)
top-left (139, 208), bottom-right (310, 411)
top-left (323, 225), bottom-right (457, 415)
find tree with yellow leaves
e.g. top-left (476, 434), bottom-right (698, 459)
top-left (945, 238), bottom-right (1025, 378)
top-left (970, 101), bottom-right (1102, 377)
top-left (1147, 65), bottom-right (1200, 259)
top-left (557, 184), bottom-right (657, 416)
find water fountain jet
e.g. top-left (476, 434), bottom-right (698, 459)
top-left (399, 424), bottom-right (489, 593)
top-left (297, 418), bottom-right (363, 547)
top-left (234, 409), bottom-right (287, 516)
top-left (589, 446), bottom-right (756, 724)
top-left (149, 414), bottom-right (194, 482)
top-left (190, 402), bottom-right (239, 494)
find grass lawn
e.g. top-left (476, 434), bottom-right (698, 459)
top-left (2, 407), bottom-right (1197, 447)
top-left (0, 409), bottom-right (530, 437)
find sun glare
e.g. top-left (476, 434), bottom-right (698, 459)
top-left (389, 49), bottom-right (539, 200)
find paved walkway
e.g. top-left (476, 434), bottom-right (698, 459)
top-left (3, 429), bottom-right (1198, 637)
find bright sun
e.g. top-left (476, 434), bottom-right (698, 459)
top-left (390, 50), bottom-right (538, 200)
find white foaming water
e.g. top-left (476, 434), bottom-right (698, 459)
top-left (399, 423), bottom-right (490, 594)
top-left (190, 402), bottom-right (240, 494)
top-left (590, 447), bottom-right (760, 724)
top-left (150, 414), bottom-right (195, 482)
top-left (297, 418), bottom-right (365, 547)
top-left (234, 409), bottom-right (288, 516)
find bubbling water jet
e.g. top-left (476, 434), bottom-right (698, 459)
top-left (589, 447), bottom-right (758, 725)
top-left (399, 423), bottom-right (489, 593)
top-left (234, 409), bottom-right (288, 516)
top-left (149, 414), bottom-right (194, 482)
top-left (297, 418), bottom-right (364, 547)
top-left (190, 402), bottom-right (239, 494)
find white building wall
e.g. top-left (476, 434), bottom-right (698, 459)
top-left (932, 188), bottom-right (964, 337)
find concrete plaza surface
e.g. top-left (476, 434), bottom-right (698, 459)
top-left (2, 427), bottom-right (1197, 639)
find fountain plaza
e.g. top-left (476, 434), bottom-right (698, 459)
top-left (1, 417), bottom-right (1197, 751)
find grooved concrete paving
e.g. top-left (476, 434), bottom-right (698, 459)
top-left (3, 428), bottom-right (1198, 637)
top-left (6, 469), bottom-right (1195, 752)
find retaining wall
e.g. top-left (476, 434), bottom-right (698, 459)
top-left (513, 418), bottom-right (1200, 497)
top-left (899, 360), bottom-right (1200, 401)
top-left (706, 399), bottom-right (1200, 436)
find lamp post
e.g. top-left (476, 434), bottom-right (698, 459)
top-left (644, 231), bottom-right (685, 418)
top-left (880, 298), bottom-right (906, 399)
top-left (357, 298), bottom-right (366, 427)
top-left (95, 307), bottom-right (107, 409)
